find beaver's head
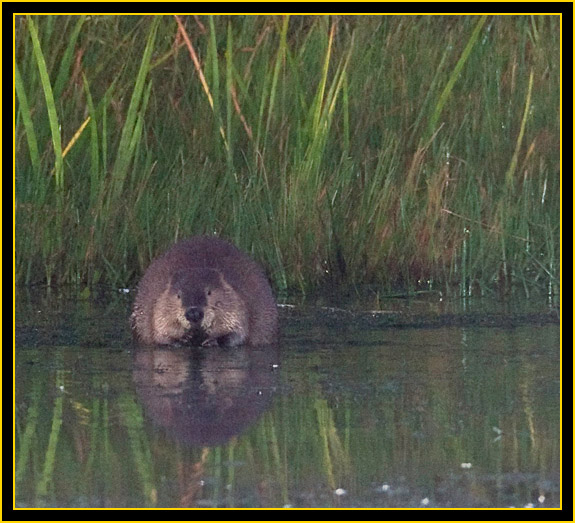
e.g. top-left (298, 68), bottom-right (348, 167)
top-left (170, 268), bottom-right (222, 327)
top-left (157, 268), bottom-right (247, 346)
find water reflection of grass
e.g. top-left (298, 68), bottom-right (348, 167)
top-left (15, 15), bottom-right (559, 295)
top-left (15, 370), bottom-right (559, 508)
top-left (15, 332), bottom-right (559, 508)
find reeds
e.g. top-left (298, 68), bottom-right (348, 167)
top-left (15, 15), bottom-right (560, 295)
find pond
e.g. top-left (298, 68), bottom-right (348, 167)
top-left (14, 289), bottom-right (560, 508)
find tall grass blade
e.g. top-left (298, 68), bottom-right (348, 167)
top-left (26, 16), bottom-right (63, 190)
top-left (505, 70), bottom-right (534, 188)
top-left (428, 15), bottom-right (487, 136)
top-left (110, 16), bottom-right (159, 201)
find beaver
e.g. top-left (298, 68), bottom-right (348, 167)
top-left (131, 236), bottom-right (278, 347)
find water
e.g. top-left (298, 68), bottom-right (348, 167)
top-left (14, 289), bottom-right (560, 508)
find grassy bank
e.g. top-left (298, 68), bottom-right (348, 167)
top-left (15, 15), bottom-right (560, 296)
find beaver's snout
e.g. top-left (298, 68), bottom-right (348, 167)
top-left (185, 306), bottom-right (204, 323)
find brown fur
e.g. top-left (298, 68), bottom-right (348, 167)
top-left (131, 236), bottom-right (278, 346)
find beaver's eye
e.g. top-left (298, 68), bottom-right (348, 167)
top-left (206, 289), bottom-right (212, 296)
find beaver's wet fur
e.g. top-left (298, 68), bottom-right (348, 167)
top-left (131, 236), bottom-right (278, 347)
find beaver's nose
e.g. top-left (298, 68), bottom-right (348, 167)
top-left (185, 307), bottom-right (204, 323)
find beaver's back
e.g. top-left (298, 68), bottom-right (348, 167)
top-left (132, 236), bottom-right (278, 346)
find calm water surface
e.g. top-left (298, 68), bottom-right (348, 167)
top-left (15, 290), bottom-right (560, 508)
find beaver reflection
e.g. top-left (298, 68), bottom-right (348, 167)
top-left (131, 236), bottom-right (278, 347)
top-left (133, 345), bottom-right (279, 446)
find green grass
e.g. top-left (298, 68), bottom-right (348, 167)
top-left (15, 15), bottom-right (560, 296)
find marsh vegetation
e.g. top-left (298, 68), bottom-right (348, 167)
top-left (15, 15), bottom-right (560, 295)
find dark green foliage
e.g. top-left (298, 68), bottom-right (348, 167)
top-left (15, 15), bottom-right (560, 295)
